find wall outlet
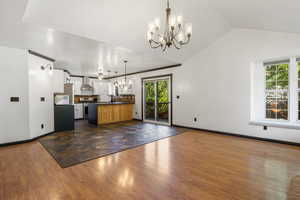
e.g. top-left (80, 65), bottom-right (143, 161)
top-left (10, 97), bottom-right (20, 102)
top-left (41, 124), bottom-right (44, 129)
top-left (194, 117), bottom-right (197, 122)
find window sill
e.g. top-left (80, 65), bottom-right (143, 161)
top-left (249, 120), bottom-right (300, 130)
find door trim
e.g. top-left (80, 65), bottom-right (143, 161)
top-left (141, 74), bottom-right (173, 126)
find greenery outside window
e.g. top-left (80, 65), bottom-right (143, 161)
top-left (265, 61), bottom-right (289, 120)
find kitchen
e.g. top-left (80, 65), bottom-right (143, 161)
top-left (54, 71), bottom-right (136, 132)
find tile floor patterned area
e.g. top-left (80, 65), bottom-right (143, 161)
top-left (39, 120), bottom-right (189, 168)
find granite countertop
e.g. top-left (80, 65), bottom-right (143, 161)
top-left (90, 102), bottom-right (135, 105)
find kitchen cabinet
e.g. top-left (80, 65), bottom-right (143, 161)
top-left (70, 77), bottom-right (82, 95)
top-left (52, 70), bottom-right (64, 93)
top-left (93, 79), bottom-right (109, 95)
top-left (64, 72), bottom-right (70, 84)
top-left (54, 105), bottom-right (74, 131)
top-left (97, 104), bottom-right (133, 125)
top-left (98, 105), bottom-right (113, 124)
top-left (74, 104), bottom-right (83, 119)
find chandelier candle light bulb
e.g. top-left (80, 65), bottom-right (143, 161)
top-left (177, 15), bottom-right (183, 26)
top-left (147, 0), bottom-right (192, 52)
top-left (169, 15), bottom-right (176, 28)
top-left (186, 23), bottom-right (193, 36)
top-left (154, 18), bottom-right (160, 29)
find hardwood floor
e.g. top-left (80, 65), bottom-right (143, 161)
top-left (1, 125), bottom-right (300, 199)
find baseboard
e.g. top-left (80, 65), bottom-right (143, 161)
top-left (133, 118), bottom-right (142, 121)
top-left (173, 124), bottom-right (300, 147)
top-left (0, 131), bottom-right (55, 147)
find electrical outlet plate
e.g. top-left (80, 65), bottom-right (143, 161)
top-left (10, 97), bottom-right (20, 102)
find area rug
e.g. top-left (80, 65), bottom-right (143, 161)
top-left (39, 121), bottom-right (188, 168)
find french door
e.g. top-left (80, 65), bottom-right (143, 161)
top-left (143, 76), bottom-right (171, 125)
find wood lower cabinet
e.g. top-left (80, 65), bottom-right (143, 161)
top-left (97, 104), bottom-right (133, 125)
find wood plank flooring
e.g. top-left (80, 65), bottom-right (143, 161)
top-left (1, 123), bottom-right (300, 199)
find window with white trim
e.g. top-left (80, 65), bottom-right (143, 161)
top-left (265, 61), bottom-right (289, 120)
top-left (298, 62), bottom-right (300, 120)
top-left (250, 57), bottom-right (300, 129)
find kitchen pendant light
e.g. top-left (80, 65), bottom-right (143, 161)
top-left (147, 0), bottom-right (192, 52)
top-left (113, 71), bottom-right (119, 87)
top-left (118, 60), bottom-right (132, 90)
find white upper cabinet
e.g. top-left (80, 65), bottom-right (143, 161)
top-left (63, 72), bottom-right (70, 84)
top-left (93, 79), bottom-right (109, 95)
top-left (70, 77), bottom-right (82, 95)
top-left (52, 70), bottom-right (64, 93)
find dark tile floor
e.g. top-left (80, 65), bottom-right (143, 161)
top-left (39, 120), bottom-right (189, 168)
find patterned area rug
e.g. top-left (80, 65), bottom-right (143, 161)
top-left (40, 121), bottom-right (188, 168)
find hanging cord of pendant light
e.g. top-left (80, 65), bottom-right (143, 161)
top-left (124, 60), bottom-right (127, 83)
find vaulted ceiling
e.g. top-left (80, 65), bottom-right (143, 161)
top-left (1, 0), bottom-right (300, 76)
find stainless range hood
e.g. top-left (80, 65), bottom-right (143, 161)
top-left (80, 77), bottom-right (94, 92)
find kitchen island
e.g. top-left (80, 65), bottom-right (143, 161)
top-left (88, 102), bottom-right (134, 125)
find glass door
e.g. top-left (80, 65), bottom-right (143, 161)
top-left (144, 81), bottom-right (156, 121)
top-left (143, 76), bottom-right (171, 125)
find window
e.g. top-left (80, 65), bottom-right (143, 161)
top-left (265, 62), bottom-right (289, 120)
top-left (298, 62), bottom-right (300, 120)
top-left (251, 57), bottom-right (300, 129)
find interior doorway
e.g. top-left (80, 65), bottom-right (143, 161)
top-left (142, 75), bottom-right (172, 125)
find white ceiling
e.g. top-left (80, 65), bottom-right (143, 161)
top-left (207, 0), bottom-right (300, 33)
top-left (1, 0), bottom-right (300, 76)
top-left (0, 0), bottom-right (179, 76)
top-left (23, 0), bottom-right (230, 59)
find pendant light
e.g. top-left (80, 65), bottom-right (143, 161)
top-left (118, 60), bottom-right (133, 90)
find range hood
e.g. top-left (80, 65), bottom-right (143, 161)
top-left (80, 77), bottom-right (94, 92)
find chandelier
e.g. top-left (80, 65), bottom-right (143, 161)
top-left (147, 0), bottom-right (192, 52)
top-left (117, 60), bottom-right (133, 91)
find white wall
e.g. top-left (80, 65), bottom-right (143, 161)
top-left (52, 69), bottom-right (65, 93)
top-left (129, 29), bottom-right (300, 143)
top-left (174, 28), bottom-right (300, 143)
top-left (28, 54), bottom-right (54, 138)
top-left (0, 46), bottom-right (30, 143)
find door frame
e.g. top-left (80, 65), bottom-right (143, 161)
top-left (141, 74), bottom-right (173, 126)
